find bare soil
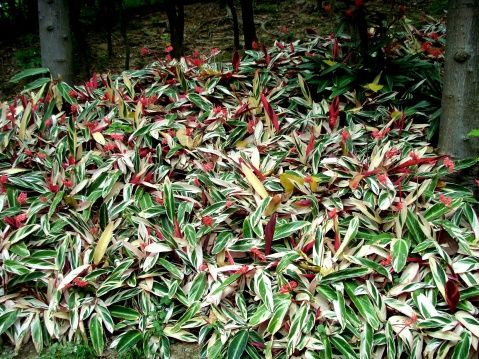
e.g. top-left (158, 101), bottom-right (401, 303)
top-left (0, 1), bottom-right (435, 100)
top-left (0, 0), bottom-right (333, 100)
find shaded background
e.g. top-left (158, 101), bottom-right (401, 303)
top-left (0, 0), bottom-right (445, 100)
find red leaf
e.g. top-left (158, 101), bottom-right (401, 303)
top-left (445, 279), bottom-right (460, 311)
top-left (260, 93), bottom-right (280, 132)
top-left (305, 134), bottom-right (315, 157)
top-left (334, 231), bottom-right (341, 251)
top-left (264, 213), bottom-right (277, 255)
top-left (232, 50), bottom-right (240, 73)
top-left (302, 240), bottom-right (314, 253)
top-left (332, 37), bottom-right (340, 59)
top-left (3, 216), bottom-right (17, 228)
top-left (329, 96), bottom-right (340, 128)
top-left (249, 162), bottom-right (266, 181)
top-left (174, 220), bottom-right (183, 238)
top-left (262, 45), bottom-right (271, 65)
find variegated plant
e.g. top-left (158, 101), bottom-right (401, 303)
top-left (1, 15), bottom-right (478, 359)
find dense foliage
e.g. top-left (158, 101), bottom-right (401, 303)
top-left (1, 15), bottom-right (478, 358)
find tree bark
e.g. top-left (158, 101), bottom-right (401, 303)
top-left (240, 0), bottom-right (257, 49)
top-left (227, 0), bottom-right (240, 49)
top-left (439, 0), bottom-right (479, 159)
top-left (118, 0), bottom-right (130, 70)
top-left (38, 0), bottom-right (73, 83)
top-left (166, 0), bottom-right (184, 58)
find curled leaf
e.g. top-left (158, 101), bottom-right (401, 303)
top-left (279, 173), bottom-right (304, 193)
top-left (264, 213), bottom-right (277, 255)
top-left (232, 50), bottom-right (240, 73)
top-left (241, 162), bottom-right (269, 199)
top-left (364, 72), bottom-right (384, 92)
top-left (260, 93), bottom-right (280, 132)
top-left (92, 132), bottom-right (106, 145)
top-left (445, 279), bottom-right (460, 312)
top-left (93, 222), bottom-right (114, 265)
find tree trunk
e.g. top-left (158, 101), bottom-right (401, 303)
top-left (38, 0), bottom-right (73, 83)
top-left (118, 0), bottom-right (130, 70)
top-left (227, 0), bottom-right (240, 49)
top-left (439, 0), bottom-right (479, 159)
top-left (98, 0), bottom-right (114, 59)
top-left (38, 0), bottom-right (73, 82)
top-left (439, 0), bottom-right (479, 209)
top-left (240, 0), bottom-right (257, 49)
top-left (166, 0), bottom-right (184, 58)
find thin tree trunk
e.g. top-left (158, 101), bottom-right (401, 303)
top-left (175, 1), bottom-right (184, 57)
top-left (240, 0), bottom-right (257, 49)
top-left (118, 0), bottom-right (130, 70)
top-left (439, 0), bottom-right (479, 158)
top-left (98, 1), bottom-right (114, 59)
top-left (166, 0), bottom-right (184, 58)
top-left (38, 0), bottom-right (73, 83)
top-left (227, 0), bottom-right (240, 49)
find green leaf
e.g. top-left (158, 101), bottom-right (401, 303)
top-left (48, 190), bottom-right (65, 218)
top-left (322, 267), bottom-right (372, 282)
top-left (189, 272), bottom-right (207, 303)
top-left (266, 295), bottom-right (291, 334)
top-left (360, 323), bottom-right (373, 359)
top-left (331, 335), bottom-right (357, 359)
top-left (116, 330), bottom-right (142, 353)
top-left (334, 217), bottom-right (359, 258)
top-left (7, 224), bottom-right (40, 245)
top-left (254, 271), bottom-right (274, 311)
top-left (227, 329), bottom-right (249, 359)
top-left (392, 239), bottom-right (410, 272)
top-left (31, 314), bottom-right (43, 353)
top-left (467, 129), bottom-right (479, 137)
top-left (429, 257), bottom-right (447, 299)
top-left (455, 311), bottom-right (479, 337)
top-left (10, 68), bottom-right (50, 83)
top-left (173, 301), bottom-right (201, 330)
top-left (188, 93), bottom-right (213, 112)
top-left (347, 256), bottom-right (392, 280)
top-left (273, 221), bottom-right (309, 240)
top-left (345, 282), bottom-right (381, 330)
top-left (21, 77), bottom-right (51, 93)
top-left (249, 303), bottom-right (272, 326)
top-left (451, 331), bottom-right (471, 359)
top-left (406, 209), bottom-right (425, 243)
top-left (89, 314), bottom-right (105, 356)
top-left (164, 178), bottom-right (175, 222)
top-left (424, 202), bottom-right (450, 221)
top-left (109, 305), bottom-right (140, 321)
top-left (318, 325), bottom-right (332, 359)
top-left (287, 303), bottom-right (309, 355)
top-left (385, 321), bottom-right (396, 359)
top-left (212, 272), bottom-right (242, 295)
top-left (0, 310), bottom-right (18, 335)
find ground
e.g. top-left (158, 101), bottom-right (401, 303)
top-left (0, 0), bottom-right (437, 100)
